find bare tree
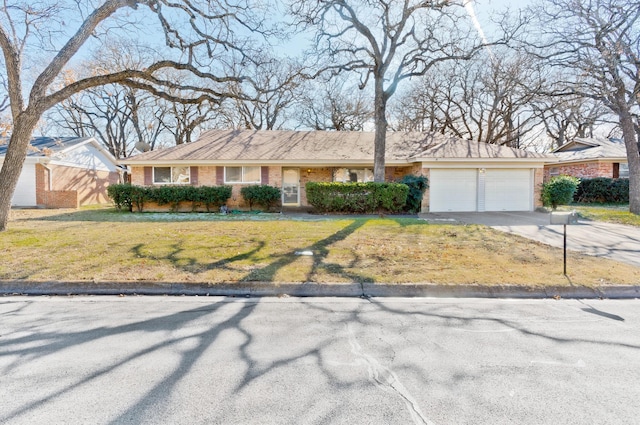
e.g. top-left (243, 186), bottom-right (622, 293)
top-left (290, 0), bottom-right (506, 181)
top-left (0, 0), bottom-right (267, 231)
top-left (391, 50), bottom-right (543, 148)
top-left (160, 99), bottom-right (220, 145)
top-left (526, 0), bottom-right (640, 214)
top-left (221, 53), bottom-right (304, 130)
top-left (531, 96), bottom-right (612, 149)
top-left (297, 78), bottom-right (372, 131)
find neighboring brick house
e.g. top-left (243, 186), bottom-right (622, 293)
top-left (121, 129), bottom-right (551, 213)
top-left (0, 136), bottom-right (123, 208)
top-left (544, 138), bottom-right (629, 181)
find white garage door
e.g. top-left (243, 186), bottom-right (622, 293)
top-left (1, 161), bottom-right (37, 207)
top-left (484, 169), bottom-right (531, 211)
top-left (429, 169), bottom-right (477, 212)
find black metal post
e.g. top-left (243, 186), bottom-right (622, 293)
top-left (563, 224), bottom-right (567, 275)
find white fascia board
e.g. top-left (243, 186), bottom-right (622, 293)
top-left (420, 159), bottom-right (548, 169)
top-left (121, 159), bottom-right (414, 167)
top-left (24, 156), bottom-right (46, 165)
top-left (550, 157), bottom-right (628, 166)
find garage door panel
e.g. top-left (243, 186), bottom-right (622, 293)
top-left (485, 169), bottom-right (531, 211)
top-left (1, 161), bottom-right (37, 206)
top-left (430, 169), bottom-right (477, 212)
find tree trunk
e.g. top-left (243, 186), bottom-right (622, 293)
top-left (0, 113), bottom-right (40, 231)
top-left (373, 78), bottom-right (387, 182)
top-left (618, 104), bottom-right (640, 215)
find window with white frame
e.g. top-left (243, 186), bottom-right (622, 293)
top-left (153, 166), bottom-right (190, 184)
top-left (224, 166), bottom-right (261, 183)
top-left (619, 163), bottom-right (629, 178)
top-left (333, 168), bottom-right (374, 183)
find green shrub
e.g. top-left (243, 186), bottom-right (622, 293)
top-left (106, 185), bottom-right (232, 212)
top-left (153, 185), bottom-right (186, 211)
top-left (198, 186), bottom-right (233, 211)
top-left (541, 175), bottom-right (580, 210)
top-left (306, 182), bottom-right (408, 214)
top-left (107, 184), bottom-right (133, 211)
top-left (240, 185), bottom-right (281, 211)
top-left (399, 175), bottom-right (429, 213)
top-left (130, 186), bottom-right (149, 212)
top-left (574, 177), bottom-right (629, 203)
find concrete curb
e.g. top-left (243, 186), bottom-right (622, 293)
top-left (1, 280), bottom-right (639, 299)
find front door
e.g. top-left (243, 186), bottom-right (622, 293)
top-left (282, 168), bottom-right (300, 206)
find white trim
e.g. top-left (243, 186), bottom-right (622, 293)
top-left (224, 166), bottom-right (261, 184)
top-left (152, 166), bottom-right (191, 185)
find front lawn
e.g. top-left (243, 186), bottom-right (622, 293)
top-left (2, 208), bottom-right (638, 286)
top-left (561, 204), bottom-right (640, 227)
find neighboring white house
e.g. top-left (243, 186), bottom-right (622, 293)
top-left (0, 136), bottom-right (122, 208)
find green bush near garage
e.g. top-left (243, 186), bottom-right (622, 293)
top-left (398, 175), bottom-right (429, 213)
top-left (541, 175), bottom-right (580, 210)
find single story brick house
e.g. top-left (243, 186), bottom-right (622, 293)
top-left (0, 136), bottom-right (122, 208)
top-left (545, 138), bottom-right (629, 181)
top-left (121, 129), bottom-right (552, 213)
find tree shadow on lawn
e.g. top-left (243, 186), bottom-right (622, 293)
top-left (18, 208), bottom-right (287, 223)
top-left (18, 208), bottom-right (424, 225)
top-left (128, 219), bottom-right (375, 283)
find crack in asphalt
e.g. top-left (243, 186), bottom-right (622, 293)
top-left (346, 323), bottom-right (434, 425)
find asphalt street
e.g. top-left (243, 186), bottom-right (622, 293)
top-left (1, 296), bottom-right (639, 425)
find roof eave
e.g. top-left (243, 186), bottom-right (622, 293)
top-left (550, 157), bottom-right (628, 165)
top-left (414, 156), bottom-right (551, 163)
top-left (120, 159), bottom-right (414, 166)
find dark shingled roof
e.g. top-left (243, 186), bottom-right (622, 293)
top-left (0, 136), bottom-right (92, 157)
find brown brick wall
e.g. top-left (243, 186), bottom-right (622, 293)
top-left (385, 166), bottom-right (417, 181)
top-left (35, 164), bottom-right (48, 206)
top-left (131, 166), bottom-right (145, 186)
top-left (196, 166), bottom-right (217, 186)
top-left (40, 191), bottom-right (79, 208)
top-left (544, 162), bottom-right (614, 181)
top-left (421, 168), bottom-right (430, 213)
top-left (35, 163), bottom-right (119, 208)
top-left (533, 168), bottom-right (544, 208)
top-left (300, 168), bottom-right (333, 206)
top-left (129, 164), bottom-right (425, 210)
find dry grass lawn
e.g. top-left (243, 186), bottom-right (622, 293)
top-left (564, 205), bottom-right (640, 227)
top-left (2, 207), bottom-right (639, 287)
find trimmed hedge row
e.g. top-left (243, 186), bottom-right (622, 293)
top-left (574, 178), bottom-right (630, 203)
top-left (107, 184), bottom-right (232, 212)
top-left (305, 182), bottom-right (409, 213)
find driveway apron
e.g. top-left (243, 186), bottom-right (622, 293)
top-left (420, 211), bottom-right (640, 268)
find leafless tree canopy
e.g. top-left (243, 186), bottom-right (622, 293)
top-left (0, 0), bottom-right (274, 230)
top-left (290, 0), bottom-right (496, 181)
top-left (297, 77), bottom-right (372, 131)
top-left (523, 0), bottom-right (640, 213)
top-left (391, 49), bottom-right (545, 149)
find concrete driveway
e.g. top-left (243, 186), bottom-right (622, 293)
top-left (420, 211), bottom-right (640, 268)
